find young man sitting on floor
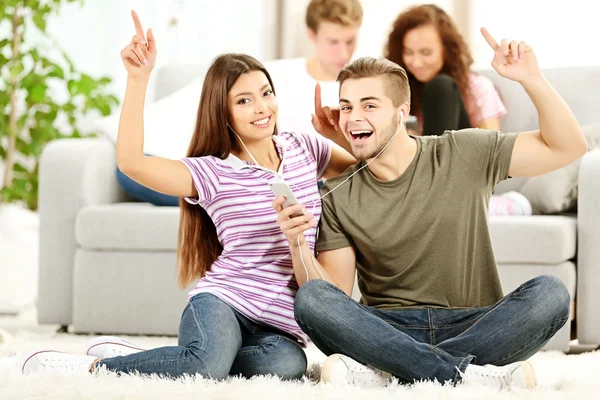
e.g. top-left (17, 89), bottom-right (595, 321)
top-left (273, 28), bottom-right (585, 390)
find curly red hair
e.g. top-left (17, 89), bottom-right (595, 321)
top-left (384, 4), bottom-right (474, 122)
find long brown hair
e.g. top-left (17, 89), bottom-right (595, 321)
top-left (384, 4), bottom-right (473, 122)
top-left (177, 53), bottom-right (276, 289)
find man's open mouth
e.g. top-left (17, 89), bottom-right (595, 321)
top-left (350, 130), bottom-right (374, 142)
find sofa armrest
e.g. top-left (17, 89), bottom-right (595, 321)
top-left (37, 137), bottom-right (127, 326)
top-left (576, 149), bottom-right (600, 345)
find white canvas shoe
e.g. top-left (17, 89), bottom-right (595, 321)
top-left (86, 336), bottom-right (145, 359)
top-left (460, 362), bottom-right (537, 390)
top-left (321, 354), bottom-right (392, 388)
top-left (19, 350), bottom-right (97, 374)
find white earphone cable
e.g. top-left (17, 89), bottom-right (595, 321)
top-left (234, 113), bottom-right (404, 282)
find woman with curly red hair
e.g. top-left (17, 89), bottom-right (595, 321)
top-left (385, 4), bottom-right (506, 136)
top-left (385, 5), bottom-right (532, 216)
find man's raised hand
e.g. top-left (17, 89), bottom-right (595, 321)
top-left (481, 27), bottom-right (541, 83)
top-left (311, 83), bottom-right (340, 139)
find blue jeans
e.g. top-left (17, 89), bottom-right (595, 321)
top-left (98, 293), bottom-right (307, 380)
top-left (294, 275), bottom-right (570, 385)
top-left (116, 165), bottom-right (179, 206)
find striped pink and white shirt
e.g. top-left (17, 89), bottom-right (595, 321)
top-left (180, 131), bottom-right (331, 346)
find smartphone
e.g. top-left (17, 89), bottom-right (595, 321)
top-left (268, 181), bottom-right (306, 218)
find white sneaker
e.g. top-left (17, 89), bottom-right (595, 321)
top-left (321, 354), bottom-right (392, 388)
top-left (459, 362), bottom-right (537, 390)
top-left (19, 350), bottom-right (97, 374)
top-left (86, 336), bottom-right (145, 359)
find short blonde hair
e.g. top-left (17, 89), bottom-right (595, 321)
top-left (305, 0), bottom-right (363, 32)
top-left (337, 57), bottom-right (411, 107)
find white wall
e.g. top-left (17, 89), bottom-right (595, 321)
top-left (17, 0), bottom-right (600, 104)
top-left (281, 0), bottom-right (600, 68)
top-left (42, 0), bottom-right (165, 101)
top-left (468, 0), bottom-right (600, 69)
top-left (41, 0), bottom-right (279, 101)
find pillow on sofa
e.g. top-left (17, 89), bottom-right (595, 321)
top-left (94, 79), bottom-right (203, 160)
top-left (519, 123), bottom-right (600, 214)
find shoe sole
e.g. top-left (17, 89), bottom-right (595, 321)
top-left (86, 336), bottom-right (145, 357)
top-left (519, 361), bottom-right (537, 389)
top-left (321, 353), bottom-right (343, 384)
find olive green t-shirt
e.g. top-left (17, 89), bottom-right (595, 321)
top-left (317, 129), bottom-right (519, 310)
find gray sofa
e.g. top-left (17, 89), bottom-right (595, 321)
top-left (37, 65), bottom-right (600, 352)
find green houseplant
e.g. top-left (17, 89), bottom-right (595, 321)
top-left (0, 0), bottom-right (119, 210)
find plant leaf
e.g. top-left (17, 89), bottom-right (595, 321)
top-left (61, 50), bottom-right (76, 73)
top-left (32, 13), bottom-right (46, 32)
top-left (0, 90), bottom-right (10, 105)
top-left (94, 96), bottom-right (111, 116)
top-left (20, 72), bottom-right (38, 89)
top-left (9, 62), bottom-right (24, 77)
top-left (13, 163), bottom-right (28, 173)
top-left (16, 137), bottom-right (32, 156)
top-left (30, 140), bottom-right (44, 157)
top-left (67, 79), bottom-right (78, 95)
top-left (29, 48), bottom-right (40, 62)
top-left (108, 94), bottom-right (120, 105)
top-left (48, 66), bottom-right (64, 79)
top-left (62, 102), bottom-right (76, 113)
top-left (27, 83), bottom-right (48, 103)
top-left (1, 0), bottom-right (120, 211)
top-left (0, 188), bottom-right (14, 203)
top-left (18, 113), bottom-right (29, 130)
top-left (78, 74), bottom-right (95, 96)
top-left (13, 177), bottom-right (29, 191)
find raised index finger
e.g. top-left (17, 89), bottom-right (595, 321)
top-left (131, 10), bottom-right (145, 39)
top-left (480, 27), bottom-right (499, 51)
top-left (314, 83), bottom-right (322, 115)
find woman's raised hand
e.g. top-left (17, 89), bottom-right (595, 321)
top-left (120, 10), bottom-right (157, 78)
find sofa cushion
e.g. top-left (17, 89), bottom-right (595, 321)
top-left (477, 67), bottom-right (600, 134)
top-left (76, 203), bottom-right (180, 251)
top-left (489, 215), bottom-right (576, 264)
top-left (77, 206), bottom-right (577, 264)
top-left (93, 79), bottom-right (203, 160)
top-left (518, 123), bottom-right (600, 214)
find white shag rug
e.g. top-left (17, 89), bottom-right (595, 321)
top-left (1, 329), bottom-right (600, 400)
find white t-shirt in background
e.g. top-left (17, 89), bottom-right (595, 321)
top-left (263, 58), bottom-right (340, 135)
